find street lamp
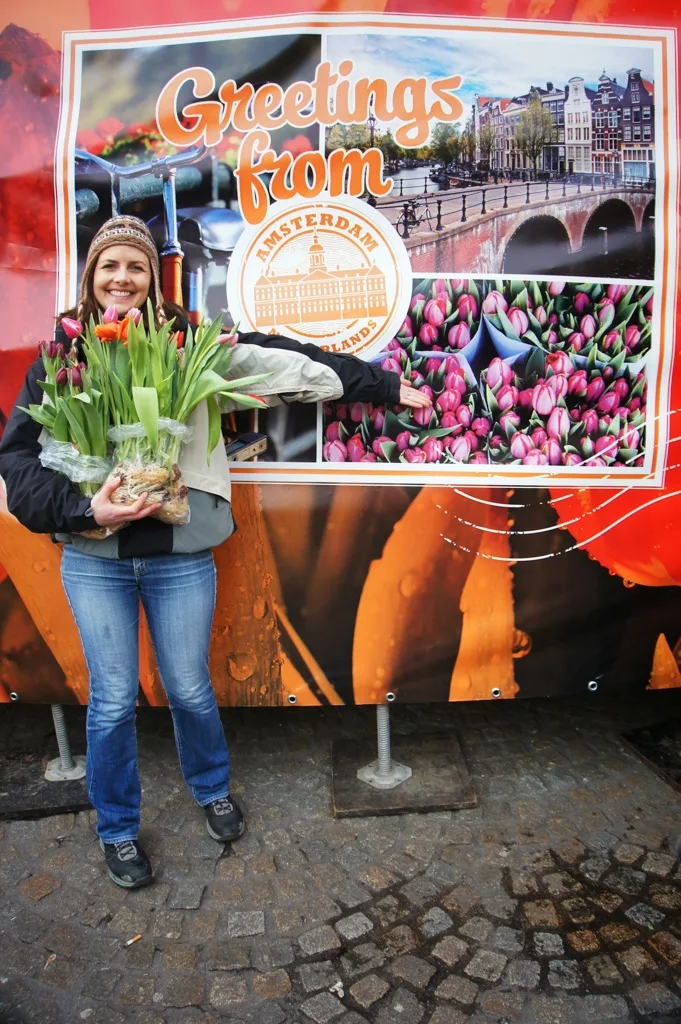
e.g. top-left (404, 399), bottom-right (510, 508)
top-left (367, 104), bottom-right (378, 206)
top-left (368, 107), bottom-right (377, 149)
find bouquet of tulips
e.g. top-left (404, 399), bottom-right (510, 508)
top-left (323, 341), bottom-right (488, 466)
top-left (481, 350), bottom-right (646, 468)
top-left (482, 279), bottom-right (653, 368)
top-left (22, 303), bottom-right (267, 532)
top-left (401, 278), bottom-right (483, 355)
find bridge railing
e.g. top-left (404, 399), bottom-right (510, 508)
top-left (377, 175), bottom-right (655, 239)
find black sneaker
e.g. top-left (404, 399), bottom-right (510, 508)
top-left (204, 796), bottom-right (246, 842)
top-left (99, 838), bottom-right (153, 889)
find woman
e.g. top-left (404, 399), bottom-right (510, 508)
top-left (0, 216), bottom-right (431, 889)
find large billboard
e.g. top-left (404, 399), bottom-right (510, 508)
top-left (1, 1), bottom-right (681, 706)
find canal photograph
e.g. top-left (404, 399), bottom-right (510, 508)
top-left (324, 29), bottom-right (658, 281)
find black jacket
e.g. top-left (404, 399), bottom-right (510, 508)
top-left (0, 325), bottom-right (400, 555)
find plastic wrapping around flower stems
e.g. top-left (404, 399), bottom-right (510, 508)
top-left (107, 418), bottom-right (194, 443)
top-left (108, 419), bottom-right (193, 526)
top-left (39, 437), bottom-right (113, 484)
top-left (39, 439), bottom-right (123, 540)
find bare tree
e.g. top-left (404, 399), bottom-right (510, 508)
top-left (514, 95), bottom-right (556, 178)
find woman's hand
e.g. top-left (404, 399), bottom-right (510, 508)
top-left (90, 476), bottom-right (161, 528)
top-left (398, 378), bottom-right (433, 409)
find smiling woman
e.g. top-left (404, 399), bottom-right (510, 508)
top-left (92, 245), bottom-right (152, 315)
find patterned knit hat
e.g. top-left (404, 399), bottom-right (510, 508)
top-left (77, 215), bottom-right (166, 323)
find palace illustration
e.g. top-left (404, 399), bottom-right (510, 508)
top-left (253, 234), bottom-right (388, 328)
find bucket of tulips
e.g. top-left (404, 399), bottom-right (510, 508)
top-left (404, 278), bottom-right (486, 369)
top-left (322, 348), bottom-right (489, 466)
top-left (22, 303), bottom-right (268, 533)
top-left (482, 279), bottom-right (653, 373)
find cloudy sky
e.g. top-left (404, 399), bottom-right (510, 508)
top-left (324, 31), bottom-right (656, 134)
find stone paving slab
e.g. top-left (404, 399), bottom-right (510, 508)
top-left (0, 691), bottom-right (680, 1023)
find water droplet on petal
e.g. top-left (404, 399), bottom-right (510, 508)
top-left (399, 573), bottom-right (418, 598)
top-left (623, 579), bottom-right (636, 588)
top-left (228, 653), bottom-right (256, 681)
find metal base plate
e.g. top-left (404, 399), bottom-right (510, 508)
top-left (357, 759), bottom-right (413, 790)
top-left (45, 754), bottom-right (87, 782)
top-left (0, 751), bottom-right (90, 821)
top-left (332, 731), bottom-right (477, 818)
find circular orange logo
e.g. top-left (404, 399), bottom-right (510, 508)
top-left (227, 194), bottom-right (412, 359)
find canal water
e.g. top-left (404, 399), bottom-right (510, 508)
top-left (387, 166), bottom-right (441, 196)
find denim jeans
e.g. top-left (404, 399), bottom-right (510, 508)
top-left (61, 547), bottom-right (231, 843)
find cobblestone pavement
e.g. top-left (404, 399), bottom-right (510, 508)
top-left (1, 691), bottom-right (681, 1024)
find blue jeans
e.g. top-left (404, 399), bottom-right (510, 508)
top-left (61, 547), bottom-right (231, 843)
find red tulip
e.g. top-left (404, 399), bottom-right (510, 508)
top-left (403, 446), bottom-right (427, 463)
top-left (522, 450), bottom-right (549, 465)
top-left (607, 283), bottom-right (629, 303)
top-left (482, 290), bottom-right (507, 315)
top-left (563, 452), bottom-right (582, 466)
top-left (585, 377), bottom-right (605, 402)
top-left (518, 389), bottom-right (534, 409)
top-left (507, 307), bottom-right (529, 336)
top-left (471, 417), bottom-right (491, 437)
top-left (326, 421), bottom-right (342, 442)
top-left (457, 294), bottom-right (478, 319)
top-left (499, 411), bottom-right (521, 432)
top-left (347, 435), bottom-right (367, 461)
top-left (624, 326), bottom-right (641, 352)
top-left (436, 390), bottom-right (461, 414)
top-left (542, 439), bottom-right (562, 465)
top-left (61, 317), bottom-right (83, 339)
top-left (573, 292), bottom-right (590, 314)
top-left (510, 433), bottom-right (534, 459)
top-left (410, 293), bottom-right (426, 312)
top-left (440, 411), bottom-right (461, 430)
top-left (55, 368), bottom-right (68, 386)
top-left (581, 409), bottom-right (599, 434)
top-left (568, 331), bottom-right (585, 352)
top-left (547, 374), bottom-right (568, 400)
top-left (419, 323), bottom-right (438, 346)
top-left (381, 357), bottom-right (402, 374)
top-left (595, 435), bottom-right (618, 457)
top-left (597, 390), bottom-right (619, 414)
top-left (547, 406), bottom-right (570, 441)
top-left (372, 436), bottom-right (393, 457)
top-left (487, 356), bottom-right (514, 390)
top-left (497, 385), bottom-right (518, 411)
top-left (68, 366), bottom-right (82, 389)
top-left (396, 431), bottom-right (412, 452)
top-left (424, 299), bottom-right (445, 327)
top-left (456, 405), bottom-right (472, 427)
top-left (614, 378), bottom-right (630, 400)
top-left (470, 451), bottom-right (488, 464)
top-left (371, 408), bottom-right (385, 432)
top-left (532, 383), bottom-right (556, 416)
top-left (323, 440), bottom-right (347, 462)
top-left (546, 351), bottom-right (574, 376)
top-left (349, 402), bottom-right (369, 423)
top-left (531, 427), bottom-right (547, 448)
top-left (447, 322), bottom-right (471, 349)
top-left (580, 315), bottom-right (596, 339)
top-left (423, 437), bottom-right (444, 462)
top-left (567, 370), bottom-right (588, 396)
top-left (602, 330), bottom-right (620, 351)
top-left (448, 436), bottom-right (471, 461)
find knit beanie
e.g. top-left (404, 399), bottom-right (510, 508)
top-left (77, 215), bottom-right (166, 323)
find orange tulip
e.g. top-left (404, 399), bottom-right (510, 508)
top-left (173, 331), bottom-right (185, 349)
top-left (118, 317), bottom-right (130, 341)
top-left (94, 323), bottom-right (119, 341)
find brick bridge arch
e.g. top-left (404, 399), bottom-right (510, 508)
top-left (407, 189), bottom-right (655, 276)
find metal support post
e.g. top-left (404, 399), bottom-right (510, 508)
top-left (503, 185), bottom-right (508, 209)
top-left (435, 199), bottom-right (443, 230)
top-left (481, 189), bottom-right (487, 214)
top-left (562, 178), bottom-right (567, 197)
top-left (525, 183), bottom-right (530, 204)
top-left (44, 705), bottom-right (86, 782)
top-left (461, 194), bottom-right (467, 223)
top-left (357, 705), bottom-right (412, 790)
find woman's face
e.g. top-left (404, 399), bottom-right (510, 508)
top-left (92, 244), bottom-right (152, 316)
